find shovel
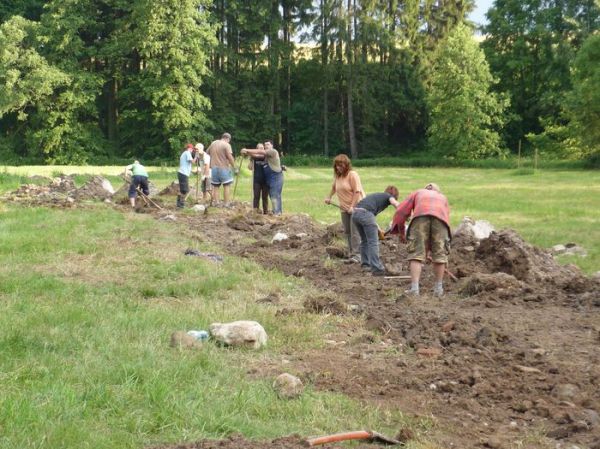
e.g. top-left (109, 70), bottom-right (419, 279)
top-left (306, 430), bottom-right (401, 446)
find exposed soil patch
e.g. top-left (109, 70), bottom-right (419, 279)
top-left (165, 203), bottom-right (599, 449)
top-left (5, 184), bottom-right (598, 449)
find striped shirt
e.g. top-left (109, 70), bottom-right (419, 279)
top-left (390, 188), bottom-right (451, 239)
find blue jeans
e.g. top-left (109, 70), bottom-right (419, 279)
top-left (264, 165), bottom-right (283, 215)
top-left (352, 208), bottom-right (385, 272)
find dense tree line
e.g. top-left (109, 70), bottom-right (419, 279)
top-left (0, 0), bottom-right (598, 163)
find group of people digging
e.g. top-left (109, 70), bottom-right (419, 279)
top-left (170, 133), bottom-right (285, 214)
top-left (325, 154), bottom-right (451, 297)
top-left (125, 138), bottom-right (450, 297)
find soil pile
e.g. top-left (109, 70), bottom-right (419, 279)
top-left (74, 176), bottom-right (114, 200)
top-left (3, 175), bottom-right (77, 207)
top-left (4, 175), bottom-right (125, 206)
top-left (171, 205), bottom-right (598, 449)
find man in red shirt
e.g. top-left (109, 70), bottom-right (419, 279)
top-left (390, 183), bottom-right (451, 297)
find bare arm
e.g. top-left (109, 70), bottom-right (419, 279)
top-left (390, 198), bottom-right (401, 208)
top-left (324, 181), bottom-right (336, 204)
top-left (241, 148), bottom-right (267, 157)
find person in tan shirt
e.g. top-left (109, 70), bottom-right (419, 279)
top-left (207, 132), bottom-right (236, 204)
top-left (324, 154), bottom-right (365, 261)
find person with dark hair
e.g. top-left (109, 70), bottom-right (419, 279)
top-left (207, 132), bottom-right (236, 205)
top-left (177, 143), bottom-right (197, 208)
top-left (124, 160), bottom-right (149, 208)
top-left (351, 186), bottom-right (400, 276)
top-left (324, 154), bottom-right (365, 261)
top-left (244, 142), bottom-right (269, 214)
top-left (241, 140), bottom-right (283, 215)
top-left (390, 183), bottom-right (451, 297)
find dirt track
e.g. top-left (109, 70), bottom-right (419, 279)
top-left (170, 203), bottom-right (600, 449)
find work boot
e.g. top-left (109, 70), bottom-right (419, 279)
top-left (176, 195), bottom-right (184, 209)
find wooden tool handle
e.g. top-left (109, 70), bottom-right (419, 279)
top-left (306, 430), bottom-right (371, 446)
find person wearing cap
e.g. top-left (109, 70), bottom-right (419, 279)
top-left (194, 143), bottom-right (212, 201)
top-left (350, 186), bottom-right (400, 276)
top-left (124, 160), bottom-right (149, 208)
top-left (206, 132), bottom-right (236, 204)
top-left (390, 183), bottom-right (451, 297)
top-left (177, 143), bottom-right (197, 208)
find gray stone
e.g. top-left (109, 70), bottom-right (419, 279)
top-left (552, 244), bottom-right (567, 254)
top-left (583, 409), bottom-right (600, 427)
top-left (554, 383), bottom-right (579, 401)
top-left (272, 232), bottom-right (288, 243)
top-left (192, 204), bottom-right (206, 213)
top-left (273, 373), bottom-right (304, 399)
top-left (454, 217), bottom-right (495, 240)
top-left (209, 320), bottom-right (267, 349)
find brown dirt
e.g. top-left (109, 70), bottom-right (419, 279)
top-left (3, 175), bottom-right (166, 210)
top-left (150, 203), bottom-right (599, 449)
top-left (6, 187), bottom-right (599, 449)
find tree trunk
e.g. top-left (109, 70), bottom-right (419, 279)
top-left (321, 0), bottom-right (329, 156)
top-left (346, 0), bottom-right (358, 158)
top-left (106, 77), bottom-right (118, 143)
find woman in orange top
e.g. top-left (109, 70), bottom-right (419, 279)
top-left (324, 154), bottom-right (365, 261)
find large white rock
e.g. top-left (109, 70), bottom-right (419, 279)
top-left (209, 320), bottom-right (267, 349)
top-left (454, 216), bottom-right (495, 240)
top-left (101, 178), bottom-right (115, 194)
top-left (272, 232), bottom-right (288, 243)
top-left (192, 204), bottom-right (206, 213)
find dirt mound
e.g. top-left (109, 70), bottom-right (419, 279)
top-left (74, 176), bottom-right (114, 200)
top-left (159, 181), bottom-right (180, 195)
top-left (3, 175), bottom-right (118, 206)
top-left (166, 207), bottom-right (600, 448)
top-left (303, 295), bottom-right (348, 314)
top-left (457, 272), bottom-right (527, 297)
top-left (3, 179), bottom-right (76, 207)
top-left (50, 175), bottom-right (76, 192)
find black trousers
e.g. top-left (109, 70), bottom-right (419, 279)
top-left (253, 181), bottom-right (269, 213)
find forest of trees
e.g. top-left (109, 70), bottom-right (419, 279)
top-left (0, 0), bottom-right (598, 163)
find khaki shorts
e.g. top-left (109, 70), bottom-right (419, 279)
top-left (407, 216), bottom-right (450, 264)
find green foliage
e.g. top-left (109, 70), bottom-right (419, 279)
top-left (526, 33), bottom-right (600, 161)
top-left (427, 24), bottom-right (508, 159)
top-left (567, 33), bottom-right (600, 158)
top-left (482, 0), bottom-right (600, 150)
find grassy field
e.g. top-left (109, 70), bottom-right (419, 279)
top-left (0, 165), bottom-right (598, 449)
top-left (8, 164), bottom-right (594, 271)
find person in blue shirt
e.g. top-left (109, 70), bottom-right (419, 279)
top-left (177, 144), bottom-right (198, 208)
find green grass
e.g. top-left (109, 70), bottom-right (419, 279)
top-left (1, 165), bottom-right (598, 448)
top-left (2, 165), bottom-right (599, 274)
top-left (0, 206), bottom-right (424, 449)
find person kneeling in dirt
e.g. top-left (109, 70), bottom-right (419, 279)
top-left (390, 183), bottom-right (451, 297)
top-left (350, 186), bottom-right (400, 276)
top-left (177, 144), bottom-right (198, 208)
top-left (124, 160), bottom-right (149, 208)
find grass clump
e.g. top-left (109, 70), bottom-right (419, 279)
top-left (0, 206), bottom-right (415, 449)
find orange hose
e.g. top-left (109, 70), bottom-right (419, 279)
top-left (307, 430), bottom-right (372, 446)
